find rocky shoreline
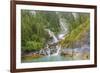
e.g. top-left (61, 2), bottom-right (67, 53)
top-left (22, 47), bottom-right (90, 62)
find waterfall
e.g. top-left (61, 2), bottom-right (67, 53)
top-left (39, 44), bottom-right (51, 56)
top-left (39, 49), bottom-right (47, 56)
top-left (59, 18), bottom-right (67, 32)
top-left (42, 15), bottom-right (68, 56)
top-left (58, 16), bottom-right (68, 40)
top-left (51, 45), bottom-right (61, 56)
top-left (45, 29), bottom-right (58, 43)
top-left (44, 29), bottom-right (61, 56)
top-left (72, 13), bottom-right (77, 19)
top-left (46, 44), bottom-right (50, 56)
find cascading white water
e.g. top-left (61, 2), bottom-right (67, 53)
top-left (46, 44), bottom-right (51, 56)
top-left (59, 18), bottom-right (67, 32)
top-left (58, 15), bottom-right (68, 40)
top-left (45, 29), bottom-right (60, 56)
top-left (46, 29), bottom-right (58, 43)
top-left (39, 44), bottom-right (51, 56)
top-left (42, 15), bottom-right (68, 56)
top-left (72, 13), bottom-right (78, 19)
top-left (51, 45), bottom-right (61, 56)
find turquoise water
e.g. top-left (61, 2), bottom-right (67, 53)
top-left (22, 55), bottom-right (74, 63)
top-left (32, 55), bottom-right (73, 62)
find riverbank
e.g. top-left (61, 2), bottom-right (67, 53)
top-left (21, 48), bottom-right (90, 63)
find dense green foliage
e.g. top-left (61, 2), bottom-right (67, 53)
top-left (21, 10), bottom-right (90, 52)
top-left (21, 10), bottom-right (61, 52)
top-left (60, 13), bottom-right (90, 48)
